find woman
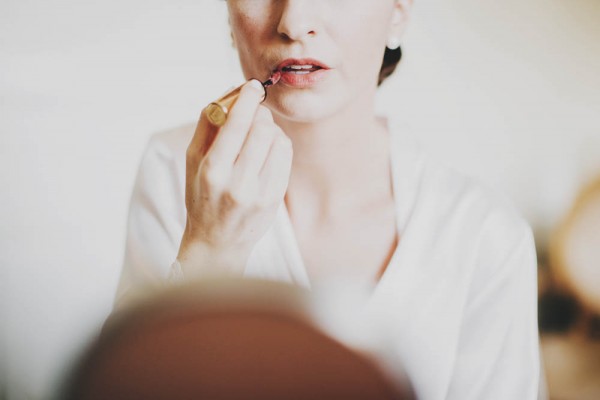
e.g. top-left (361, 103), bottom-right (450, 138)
top-left (116, 1), bottom-right (542, 398)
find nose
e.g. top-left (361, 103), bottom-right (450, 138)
top-left (277, 0), bottom-right (319, 42)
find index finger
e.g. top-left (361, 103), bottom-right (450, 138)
top-left (207, 79), bottom-right (265, 166)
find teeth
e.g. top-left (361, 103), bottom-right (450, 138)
top-left (287, 65), bottom-right (316, 70)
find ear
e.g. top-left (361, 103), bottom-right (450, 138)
top-left (388, 0), bottom-right (413, 44)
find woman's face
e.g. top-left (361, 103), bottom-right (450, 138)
top-left (226, 0), bottom-right (408, 123)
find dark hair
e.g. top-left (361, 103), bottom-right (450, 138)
top-left (378, 46), bottom-right (402, 86)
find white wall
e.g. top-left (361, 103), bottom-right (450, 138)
top-left (1, 0), bottom-right (599, 398)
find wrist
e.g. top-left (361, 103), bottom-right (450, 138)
top-left (177, 238), bottom-right (249, 279)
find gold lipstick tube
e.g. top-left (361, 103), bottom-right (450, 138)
top-left (205, 86), bottom-right (244, 127)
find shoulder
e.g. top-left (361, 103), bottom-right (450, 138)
top-left (388, 131), bottom-right (537, 303)
top-left (407, 157), bottom-right (537, 326)
top-left (396, 133), bottom-right (535, 277)
top-left (132, 122), bottom-right (195, 198)
top-left (424, 171), bottom-right (540, 400)
top-left (410, 154), bottom-right (535, 279)
top-left (390, 119), bottom-right (528, 232)
top-left (387, 120), bottom-right (533, 259)
top-left (422, 154), bottom-right (530, 238)
top-left (387, 120), bottom-right (532, 251)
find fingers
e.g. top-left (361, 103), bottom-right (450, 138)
top-left (186, 79), bottom-right (291, 213)
top-left (223, 100), bottom-right (291, 206)
top-left (180, 80), bottom-right (291, 277)
top-left (207, 79), bottom-right (265, 167)
top-left (234, 106), bottom-right (276, 178)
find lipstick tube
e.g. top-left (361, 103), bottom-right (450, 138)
top-left (205, 85), bottom-right (245, 127)
top-left (205, 72), bottom-right (281, 127)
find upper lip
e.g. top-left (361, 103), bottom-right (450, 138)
top-left (274, 58), bottom-right (331, 71)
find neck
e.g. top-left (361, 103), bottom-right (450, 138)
top-left (274, 90), bottom-right (393, 222)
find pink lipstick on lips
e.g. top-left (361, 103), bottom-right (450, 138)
top-left (262, 70), bottom-right (282, 88)
top-left (275, 58), bottom-right (331, 88)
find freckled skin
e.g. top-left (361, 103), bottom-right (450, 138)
top-left (227, 0), bottom-right (401, 123)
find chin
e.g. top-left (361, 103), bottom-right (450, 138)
top-left (270, 104), bottom-right (337, 124)
top-left (267, 91), bottom-right (344, 124)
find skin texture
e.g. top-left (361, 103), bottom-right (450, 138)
top-left (179, 0), bottom-right (412, 281)
top-left (228, 0), bottom-right (407, 122)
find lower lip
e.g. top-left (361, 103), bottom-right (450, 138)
top-left (279, 69), bottom-right (329, 88)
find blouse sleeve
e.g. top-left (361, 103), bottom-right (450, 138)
top-left (114, 134), bottom-right (187, 308)
top-left (446, 217), bottom-right (542, 399)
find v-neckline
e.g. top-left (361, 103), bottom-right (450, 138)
top-left (275, 117), bottom-right (412, 292)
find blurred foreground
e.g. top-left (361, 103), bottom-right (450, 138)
top-left (61, 280), bottom-right (414, 400)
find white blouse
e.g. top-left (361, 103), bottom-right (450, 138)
top-left (116, 120), bottom-right (542, 400)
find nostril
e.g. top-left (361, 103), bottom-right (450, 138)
top-left (276, 11), bottom-right (318, 41)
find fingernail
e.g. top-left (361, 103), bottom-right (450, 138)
top-left (248, 78), bottom-right (265, 93)
top-left (249, 79), bottom-right (267, 103)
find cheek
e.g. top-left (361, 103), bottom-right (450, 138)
top-left (231, 13), bottom-right (259, 49)
top-left (230, 17), bottom-right (265, 76)
top-left (335, 16), bottom-right (391, 84)
top-left (228, 0), bottom-right (278, 42)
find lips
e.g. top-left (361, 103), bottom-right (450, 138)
top-left (273, 58), bottom-right (331, 88)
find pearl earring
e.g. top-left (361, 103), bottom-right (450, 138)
top-left (387, 38), bottom-right (401, 50)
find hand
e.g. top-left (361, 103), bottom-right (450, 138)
top-left (177, 80), bottom-right (293, 278)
